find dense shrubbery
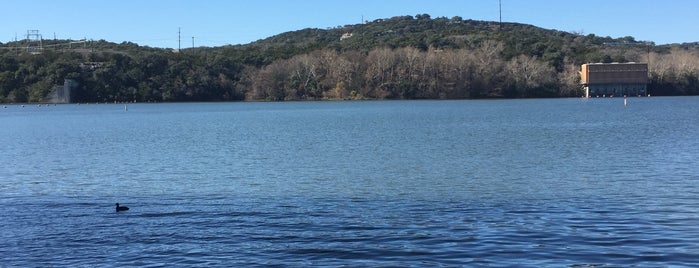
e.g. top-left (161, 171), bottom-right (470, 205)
top-left (1, 15), bottom-right (698, 103)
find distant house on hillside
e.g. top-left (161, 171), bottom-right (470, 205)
top-left (340, 33), bottom-right (353, 41)
top-left (580, 63), bottom-right (648, 97)
top-left (80, 62), bottom-right (106, 71)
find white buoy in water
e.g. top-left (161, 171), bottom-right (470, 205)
top-left (624, 97), bottom-right (627, 106)
top-left (124, 104), bottom-right (128, 111)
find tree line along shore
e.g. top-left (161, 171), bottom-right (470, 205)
top-left (1, 15), bottom-right (698, 103)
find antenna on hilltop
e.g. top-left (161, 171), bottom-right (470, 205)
top-left (499, 0), bottom-right (502, 30)
top-left (178, 27), bottom-right (181, 52)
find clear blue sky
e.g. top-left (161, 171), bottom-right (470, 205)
top-left (1, 0), bottom-right (697, 48)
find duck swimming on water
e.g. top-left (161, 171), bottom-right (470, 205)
top-left (116, 203), bottom-right (129, 212)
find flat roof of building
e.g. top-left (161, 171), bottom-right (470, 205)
top-left (583, 62), bottom-right (647, 65)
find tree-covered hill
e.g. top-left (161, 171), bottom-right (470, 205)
top-left (1, 14), bottom-right (698, 103)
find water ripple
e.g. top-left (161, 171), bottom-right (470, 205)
top-left (3, 99), bottom-right (699, 266)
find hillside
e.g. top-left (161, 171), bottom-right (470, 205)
top-left (1, 15), bottom-right (698, 103)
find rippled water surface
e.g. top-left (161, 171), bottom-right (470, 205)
top-left (2, 98), bottom-right (698, 267)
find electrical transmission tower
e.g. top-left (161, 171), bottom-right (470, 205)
top-left (26, 30), bottom-right (43, 54)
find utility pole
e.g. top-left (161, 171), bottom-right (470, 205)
top-left (192, 36), bottom-right (195, 49)
top-left (361, 15), bottom-right (365, 48)
top-left (178, 27), bottom-right (181, 52)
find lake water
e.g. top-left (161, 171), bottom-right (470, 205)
top-left (1, 97), bottom-right (698, 267)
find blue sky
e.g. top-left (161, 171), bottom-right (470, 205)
top-left (1, 0), bottom-right (697, 48)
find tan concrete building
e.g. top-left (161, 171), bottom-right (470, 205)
top-left (581, 63), bottom-right (648, 97)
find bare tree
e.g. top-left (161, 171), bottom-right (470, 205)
top-left (365, 48), bottom-right (398, 98)
top-left (506, 55), bottom-right (556, 97)
top-left (557, 57), bottom-right (582, 97)
top-left (249, 60), bottom-right (291, 101)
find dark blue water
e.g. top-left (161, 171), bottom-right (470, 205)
top-left (2, 98), bottom-right (698, 267)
